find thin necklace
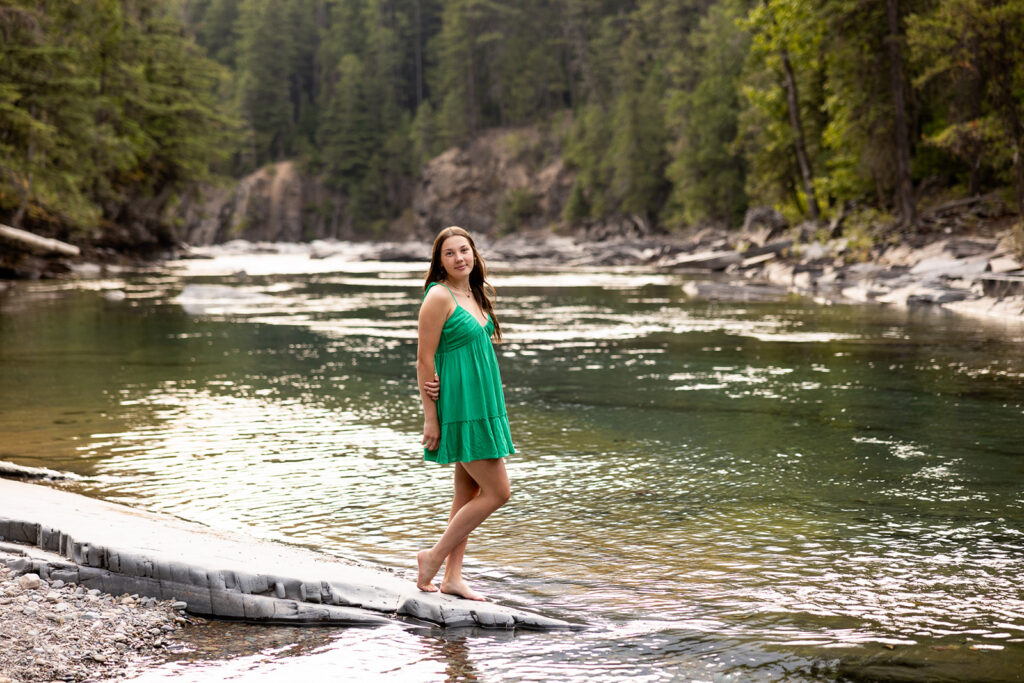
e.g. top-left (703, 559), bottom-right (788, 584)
top-left (446, 280), bottom-right (472, 296)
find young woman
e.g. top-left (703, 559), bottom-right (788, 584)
top-left (415, 226), bottom-right (514, 601)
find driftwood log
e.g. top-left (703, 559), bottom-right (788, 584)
top-left (0, 224), bottom-right (80, 257)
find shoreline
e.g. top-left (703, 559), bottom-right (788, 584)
top-left (163, 224), bottom-right (1024, 323)
top-left (3, 204), bottom-right (1023, 323)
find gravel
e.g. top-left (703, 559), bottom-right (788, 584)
top-left (0, 564), bottom-right (204, 682)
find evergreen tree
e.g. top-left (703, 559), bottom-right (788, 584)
top-left (740, 0), bottom-right (827, 218)
top-left (430, 0), bottom-right (479, 146)
top-left (235, 0), bottom-right (299, 163)
top-left (0, 0), bottom-right (233, 237)
top-left (907, 0), bottom-right (1024, 218)
top-left (664, 0), bottom-right (751, 228)
top-left (817, 0), bottom-right (921, 223)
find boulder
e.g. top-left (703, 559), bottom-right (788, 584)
top-left (988, 255), bottom-right (1021, 274)
top-left (741, 207), bottom-right (788, 243)
top-left (662, 250), bottom-right (742, 271)
top-left (909, 255), bottom-right (990, 279)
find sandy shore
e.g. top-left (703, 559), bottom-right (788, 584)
top-left (0, 561), bottom-right (203, 682)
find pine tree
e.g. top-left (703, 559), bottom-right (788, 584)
top-left (740, 0), bottom-right (827, 218)
top-left (908, 0), bottom-right (1024, 219)
top-left (664, 0), bottom-right (751, 228)
top-left (0, 0), bottom-right (234, 238)
top-left (235, 0), bottom-right (299, 163)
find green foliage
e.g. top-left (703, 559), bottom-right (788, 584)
top-left (664, 0), bottom-right (751, 228)
top-left (907, 0), bottom-right (1024, 213)
top-left (562, 104), bottom-right (613, 221)
top-left (5, 0), bottom-right (1024, 242)
top-left (496, 188), bottom-right (536, 232)
top-left (563, 181), bottom-right (590, 223)
top-left (840, 208), bottom-right (887, 263)
top-left (410, 101), bottom-right (440, 166)
top-left (0, 0), bottom-right (235, 237)
top-left (739, 0), bottom-right (827, 217)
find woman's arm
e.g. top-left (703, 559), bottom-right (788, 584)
top-left (417, 287), bottom-right (450, 451)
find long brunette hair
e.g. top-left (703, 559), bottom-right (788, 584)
top-left (423, 226), bottom-right (502, 341)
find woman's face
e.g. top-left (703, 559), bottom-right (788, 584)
top-left (440, 235), bottom-right (474, 279)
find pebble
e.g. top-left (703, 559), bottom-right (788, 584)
top-left (0, 562), bottom-right (201, 682)
top-left (17, 573), bottom-right (41, 590)
top-left (171, 601), bottom-right (188, 610)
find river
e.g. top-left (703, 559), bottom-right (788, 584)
top-left (1, 245), bottom-right (1023, 681)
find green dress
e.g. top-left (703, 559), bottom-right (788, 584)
top-left (423, 282), bottom-right (515, 464)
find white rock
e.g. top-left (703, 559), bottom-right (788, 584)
top-left (800, 241), bottom-right (830, 261)
top-left (988, 255), bottom-right (1022, 273)
top-left (17, 573), bottom-right (40, 590)
top-left (910, 255), bottom-right (989, 279)
top-left (69, 262), bottom-right (103, 278)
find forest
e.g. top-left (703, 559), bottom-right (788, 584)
top-left (1, 0), bottom-right (1023, 245)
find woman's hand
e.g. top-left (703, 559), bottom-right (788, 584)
top-left (423, 373), bottom-right (440, 401)
top-left (422, 417), bottom-right (440, 451)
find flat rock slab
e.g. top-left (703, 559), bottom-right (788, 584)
top-left (0, 459), bottom-right (79, 481)
top-left (0, 479), bottom-right (574, 630)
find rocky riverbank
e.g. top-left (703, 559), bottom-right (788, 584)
top-left (0, 560), bottom-right (202, 682)
top-left (281, 206), bottom-right (1023, 322)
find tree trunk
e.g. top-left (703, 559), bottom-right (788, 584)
top-left (565, 0), bottom-right (596, 105)
top-left (414, 0), bottom-right (423, 107)
top-left (779, 47), bottom-right (820, 220)
top-left (885, 0), bottom-right (916, 226)
top-left (0, 224), bottom-right (80, 257)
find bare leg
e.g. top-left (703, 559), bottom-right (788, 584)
top-left (417, 458), bottom-right (510, 597)
top-left (418, 464), bottom-right (477, 594)
top-left (417, 464), bottom-right (477, 593)
top-left (440, 464), bottom-right (485, 600)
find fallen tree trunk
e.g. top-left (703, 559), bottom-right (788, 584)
top-left (0, 224), bottom-right (80, 257)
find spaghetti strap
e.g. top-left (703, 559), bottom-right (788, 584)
top-left (423, 281), bottom-right (458, 303)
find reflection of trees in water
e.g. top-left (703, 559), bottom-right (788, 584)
top-left (419, 628), bottom-right (516, 682)
top-left (439, 637), bottom-right (478, 682)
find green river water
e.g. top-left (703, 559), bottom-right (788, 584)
top-left (1, 248), bottom-right (1023, 682)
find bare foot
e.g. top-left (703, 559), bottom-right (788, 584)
top-left (416, 550), bottom-right (440, 592)
top-left (440, 577), bottom-right (486, 601)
